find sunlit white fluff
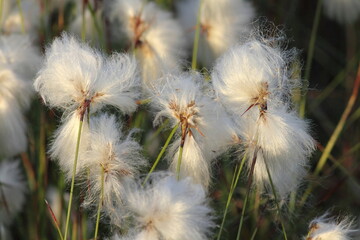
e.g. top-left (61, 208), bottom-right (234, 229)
top-left (0, 160), bottom-right (26, 226)
top-left (35, 34), bottom-right (140, 175)
top-left (305, 213), bottom-right (356, 240)
top-left (82, 114), bottom-right (147, 219)
top-left (323, 0), bottom-right (360, 24)
top-left (0, 96), bottom-right (27, 158)
top-left (1, 0), bottom-right (41, 35)
top-left (212, 36), bottom-right (315, 198)
top-left (176, 0), bottom-right (255, 68)
top-left (0, 34), bottom-right (41, 109)
top-left (212, 38), bottom-right (299, 114)
top-left (239, 107), bottom-right (315, 198)
top-left (121, 173), bottom-right (214, 240)
top-left (34, 33), bottom-right (140, 115)
top-left (107, 0), bottom-right (186, 89)
top-left (151, 72), bottom-right (235, 188)
top-left (49, 112), bottom-right (90, 180)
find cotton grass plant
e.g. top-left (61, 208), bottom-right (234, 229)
top-left (1, 0), bottom-right (360, 239)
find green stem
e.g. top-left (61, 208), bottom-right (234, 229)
top-left (64, 120), bottom-right (84, 240)
top-left (263, 158), bottom-right (288, 240)
top-left (81, 0), bottom-right (87, 41)
top-left (299, 0), bottom-right (323, 118)
top-left (217, 154), bottom-right (247, 240)
top-left (176, 145), bottom-right (184, 180)
top-left (87, 2), bottom-right (105, 49)
top-left (236, 149), bottom-right (258, 240)
top-left (0, 0), bottom-right (3, 32)
top-left (250, 227), bottom-right (258, 240)
top-left (300, 65), bottom-right (360, 206)
top-left (16, 0), bottom-right (26, 34)
top-left (191, 0), bottom-right (202, 70)
top-left (94, 167), bottom-right (105, 240)
top-left (143, 124), bottom-right (179, 185)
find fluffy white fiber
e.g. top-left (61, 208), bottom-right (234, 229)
top-left (0, 34), bottom-right (40, 157)
top-left (151, 72), bottom-right (235, 188)
top-left (323, 0), bottom-right (360, 24)
top-left (82, 114), bottom-right (147, 218)
top-left (107, 0), bottom-right (186, 89)
top-left (121, 173), bottom-right (214, 240)
top-left (49, 112), bottom-right (90, 180)
top-left (34, 33), bottom-right (140, 115)
top-left (212, 35), bottom-right (314, 198)
top-left (0, 160), bottom-right (27, 226)
top-left (305, 213), bottom-right (356, 240)
top-left (239, 107), bottom-right (315, 198)
top-left (176, 0), bottom-right (255, 68)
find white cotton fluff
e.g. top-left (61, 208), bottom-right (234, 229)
top-left (107, 0), bottom-right (186, 89)
top-left (34, 33), bottom-right (140, 115)
top-left (212, 36), bottom-right (314, 198)
top-left (82, 114), bottom-right (147, 219)
top-left (239, 107), bottom-right (315, 198)
top-left (0, 34), bottom-right (41, 109)
top-left (0, 160), bottom-right (27, 226)
top-left (2, 0), bottom-right (41, 35)
top-left (0, 97), bottom-right (27, 158)
top-left (35, 34), bottom-right (140, 179)
top-left (212, 39), bottom-right (299, 114)
top-left (176, 0), bottom-right (255, 68)
top-left (151, 72), bottom-right (235, 188)
top-left (305, 213), bottom-right (357, 240)
top-left (121, 174), bottom-right (214, 240)
top-left (323, 0), bottom-right (360, 24)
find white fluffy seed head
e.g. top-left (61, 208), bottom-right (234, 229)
top-left (0, 34), bottom-right (41, 110)
top-left (305, 213), bottom-right (357, 240)
top-left (121, 173), bottom-right (214, 240)
top-left (323, 0), bottom-right (360, 24)
top-left (82, 114), bottom-right (147, 219)
top-left (34, 33), bottom-right (140, 115)
top-left (212, 36), bottom-right (299, 115)
top-left (239, 107), bottom-right (315, 198)
top-left (49, 112), bottom-right (90, 180)
top-left (151, 72), bottom-right (236, 188)
top-left (177, 0), bottom-right (255, 68)
top-left (0, 160), bottom-right (27, 226)
top-left (0, 95), bottom-right (27, 158)
top-left (107, 0), bottom-right (186, 89)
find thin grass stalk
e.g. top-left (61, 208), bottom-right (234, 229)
top-left (143, 124), bottom-right (179, 185)
top-left (263, 157), bottom-right (288, 240)
top-left (144, 119), bottom-right (170, 148)
top-left (217, 154), bottom-right (247, 240)
top-left (38, 107), bottom-right (47, 238)
top-left (0, 0), bottom-right (3, 32)
top-left (236, 149), bottom-right (258, 240)
top-left (300, 65), bottom-right (360, 206)
top-left (20, 153), bottom-right (36, 191)
top-left (94, 167), bottom-right (105, 240)
top-left (16, 0), bottom-right (26, 34)
top-left (81, 0), bottom-right (87, 41)
top-left (191, 0), bottom-right (202, 70)
top-left (299, 0), bottom-right (323, 118)
top-left (64, 120), bottom-right (84, 240)
top-left (87, 2), bottom-right (105, 49)
top-left (45, 199), bottom-right (64, 240)
top-left (250, 227), bottom-right (258, 240)
top-left (176, 145), bottom-right (184, 180)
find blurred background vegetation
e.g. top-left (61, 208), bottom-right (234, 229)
top-left (6, 0), bottom-right (360, 239)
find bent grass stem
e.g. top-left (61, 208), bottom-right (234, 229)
top-left (217, 154), bottom-right (247, 240)
top-left (143, 124), bottom-right (179, 185)
top-left (94, 167), bottom-right (105, 240)
top-left (64, 120), bottom-right (84, 240)
top-left (264, 156), bottom-right (288, 240)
